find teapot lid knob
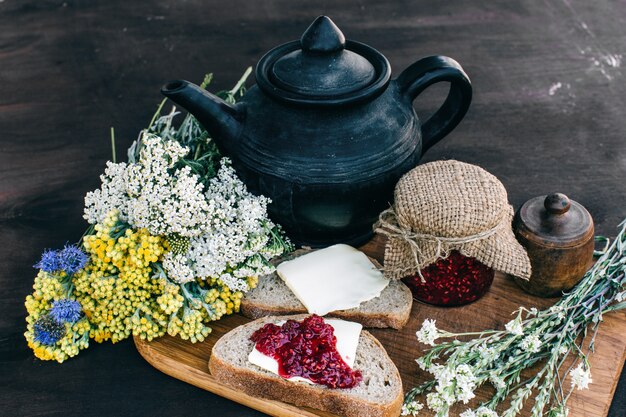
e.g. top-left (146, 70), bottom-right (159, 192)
top-left (301, 16), bottom-right (345, 53)
top-left (254, 15), bottom-right (391, 105)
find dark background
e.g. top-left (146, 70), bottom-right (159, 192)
top-left (1, 0), bottom-right (625, 416)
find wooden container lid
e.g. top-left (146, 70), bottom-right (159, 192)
top-left (514, 193), bottom-right (593, 248)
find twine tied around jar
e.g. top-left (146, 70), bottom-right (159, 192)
top-left (373, 160), bottom-right (532, 282)
top-left (374, 206), bottom-right (507, 281)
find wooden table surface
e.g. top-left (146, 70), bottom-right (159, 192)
top-left (1, 1), bottom-right (625, 416)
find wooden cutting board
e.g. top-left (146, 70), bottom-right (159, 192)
top-left (134, 236), bottom-right (626, 417)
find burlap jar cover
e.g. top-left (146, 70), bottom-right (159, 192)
top-left (374, 160), bottom-right (531, 281)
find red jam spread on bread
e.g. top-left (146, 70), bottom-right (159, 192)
top-left (249, 315), bottom-right (362, 388)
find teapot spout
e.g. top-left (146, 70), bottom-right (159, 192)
top-left (161, 80), bottom-right (243, 155)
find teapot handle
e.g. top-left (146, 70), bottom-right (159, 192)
top-left (397, 56), bottom-right (472, 153)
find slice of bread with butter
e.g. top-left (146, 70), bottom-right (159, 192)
top-left (241, 246), bottom-right (412, 329)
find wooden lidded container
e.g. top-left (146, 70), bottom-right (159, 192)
top-left (513, 193), bottom-right (594, 297)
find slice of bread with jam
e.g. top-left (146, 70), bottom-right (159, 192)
top-left (209, 314), bottom-right (403, 417)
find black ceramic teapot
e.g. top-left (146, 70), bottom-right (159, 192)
top-left (162, 16), bottom-right (472, 247)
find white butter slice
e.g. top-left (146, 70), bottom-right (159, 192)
top-left (248, 318), bottom-right (362, 384)
top-left (276, 244), bottom-right (389, 316)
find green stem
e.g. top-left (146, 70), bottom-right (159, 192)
top-left (229, 66), bottom-right (252, 96)
top-left (149, 98), bottom-right (167, 129)
top-left (66, 282), bottom-right (74, 298)
top-left (594, 236), bottom-right (610, 256)
top-left (442, 329), bottom-right (502, 338)
top-left (78, 224), bottom-right (95, 244)
top-left (194, 141), bottom-right (203, 161)
top-left (603, 301), bottom-right (626, 312)
top-left (110, 127), bottom-right (116, 163)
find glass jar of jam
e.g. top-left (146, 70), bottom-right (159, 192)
top-left (402, 250), bottom-right (494, 306)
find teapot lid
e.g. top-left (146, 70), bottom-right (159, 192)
top-left (256, 16), bottom-right (391, 106)
top-left (515, 193), bottom-right (594, 247)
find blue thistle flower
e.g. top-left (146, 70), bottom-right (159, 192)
top-left (34, 249), bottom-right (62, 273)
top-left (33, 314), bottom-right (66, 346)
top-left (50, 299), bottom-right (82, 324)
top-left (58, 244), bottom-right (88, 275)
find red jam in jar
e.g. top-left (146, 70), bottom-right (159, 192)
top-left (402, 250), bottom-right (494, 306)
top-left (249, 315), bottom-right (362, 388)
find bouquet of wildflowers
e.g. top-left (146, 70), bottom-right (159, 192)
top-left (24, 69), bottom-right (293, 362)
top-left (402, 220), bottom-right (626, 417)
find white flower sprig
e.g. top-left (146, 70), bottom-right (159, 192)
top-left (402, 400), bottom-right (424, 416)
top-left (85, 134), bottom-right (212, 238)
top-left (461, 407), bottom-right (499, 417)
top-left (416, 319), bottom-right (443, 346)
top-left (84, 68), bottom-right (292, 292)
top-left (402, 220), bottom-right (626, 417)
top-left (569, 362), bottom-right (592, 390)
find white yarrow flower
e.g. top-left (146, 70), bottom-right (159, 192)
top-left (569, 363), bottom-right (592, 390)
top-left (461, 407), bottom-right (499, 417)
top-left (477, 343), bottom-right (498, 362)
top-left (84, 161), bottom-right (130, 224)
top-left (85, 134), bottom-right (212, 238)
top-left (162, 253), bottom-right (195, 283)
top-left (185, 160), bottom-right (275, 290)
top-left (520, 334), bottom-right (542, 353)
top-left (434, 366), bottom-right (455, 389)
top-left (505, 318), bottom-right (524, 336)
top-left (489, 371), bottom-right (506, 390)
top-left (455, 364), bottom-right (473, 377)
top-left (85, 135), bottom-right (282, 292)
top-left (475, 406), bottom-right (499, 417)
top-left (456, 387), bottom-right (476, 404)
top-left (426, 392), bottom-right (448, 413)
top-left (415, 357), bottom-right (429, 371)
top-left (454, 364), bottom-right (477, 404)
top-left (123, 136), bottom-right (212, 237)
top-left (401, 400), bottom-right (424, 416)
top-left (416, 319), bottom-right (440, 346)
top-left (552, 406), bottom-right (569, 417)
top-left (549, 304), bottom-right (567, 320)
top-left (219, 273), bottom-right (251, 293)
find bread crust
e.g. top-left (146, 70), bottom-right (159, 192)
top-left (209, 316), bottom-right (404, 417)
top-left (241, 302), bottom-right (409, 330)
top-left (241, 249), bottom-right (413, 330)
